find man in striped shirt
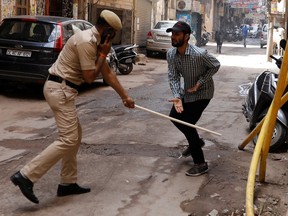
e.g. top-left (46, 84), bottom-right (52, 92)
top-left (166, 21), bottom-right (220, 176)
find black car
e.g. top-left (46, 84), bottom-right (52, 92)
top-left (0, 15), bottom-right (93, 84)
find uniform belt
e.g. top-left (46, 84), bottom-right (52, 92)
top-left (47, 74), bottom-right (79, 90)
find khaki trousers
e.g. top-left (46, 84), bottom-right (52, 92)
top-left (21, 80), bottom-right (81, 184)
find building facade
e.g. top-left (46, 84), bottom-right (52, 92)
top-left (0, 0), bottom-right (73, 20)
top-left (6, 1), bottom-right (275, 47)
top-left (135, 0), bottom-right (177, 47)
top-left (0, 0), bottom-right (134, 44)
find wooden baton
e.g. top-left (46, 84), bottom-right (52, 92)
top-left (135, 105), bottom-right (222, 136)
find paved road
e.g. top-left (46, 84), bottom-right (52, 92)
top-left (0, 39), bottom-right (283, 215)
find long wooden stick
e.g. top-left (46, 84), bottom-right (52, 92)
top-left (135, 105), bottom-right (222, 136)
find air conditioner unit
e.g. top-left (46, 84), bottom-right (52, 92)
top-left (177, 0), bottom-right (191, 11)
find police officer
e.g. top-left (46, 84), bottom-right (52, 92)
top-left (10, 10), bottom-right (135, 204)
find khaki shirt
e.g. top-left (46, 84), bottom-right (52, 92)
top-left (49, 26), bottom-right (101, 85)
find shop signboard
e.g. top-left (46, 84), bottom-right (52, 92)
top-left (176, 13), bottom-right (191, 25)
top-left (192, 0), bottom-right (201, 13)
top-left (230, 0), bottom-right (258, 9)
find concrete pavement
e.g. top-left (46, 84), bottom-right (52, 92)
top-left (1, 39), bottom-right (283, 215)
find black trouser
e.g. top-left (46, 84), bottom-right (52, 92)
top-left (217, 43), bottom-right (222, 53)
top-left (169, 99), bottom-right (210, 164)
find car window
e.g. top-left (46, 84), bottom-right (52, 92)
top-left (0, 20), bottom-right (53, 42)
top-left (251, 26), bottom-right (257, 31)
top-left (71, 22), bottom-right (85, 34)
top-left (154, 22), bottom-right (176, 30)
top-left (47, 24), bottom-right (60, 42)
top-left (84, 22), bottom-right (93, 29)
top-left (61, 22), bottom-right (92, 44)
top-left (62, 24), bottom-right (74, 43)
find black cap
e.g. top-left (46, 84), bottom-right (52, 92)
top-left (166, 21), bottom-right (191, 34)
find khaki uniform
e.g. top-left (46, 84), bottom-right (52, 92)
top-left (21, 26), bottom-right (101, 184)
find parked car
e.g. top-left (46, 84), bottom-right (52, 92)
top-left (146, 20), bottom-right (197, 57)
top-left (0, 15), bottom-right (94, 84)
top-left (249, 25), bottom-right (260, 38)
top-left (260, 24), bottom-right (268, 48)
top-left (260, 24), bottom-right (281, 51)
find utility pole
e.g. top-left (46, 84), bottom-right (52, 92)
top-left (164, 0), bottom-right (168, 20)
top-left (78, 0), bottom-right (84, 19)
top-left (266, 0), bottom-right (273, 62)
top-left (285, 0), bottom-right (288, 39)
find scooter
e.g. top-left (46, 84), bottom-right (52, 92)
top-left (200, 31), bottom-right (210, 46)
top-left (106, 47), bottom-right (118, 74)
top-left (242, 39), bottom-right (287, 152)
top-left (225, 29), bottom-right (233, 42)
top-left (232, 27), bottom-right (242, 41)
top-left (112, 44), bottom-right (138, 75)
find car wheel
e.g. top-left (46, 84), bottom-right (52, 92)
top-left (146, 50), bottom-right (153, 57)
top-left (253, 120), bottom-right (287, 152)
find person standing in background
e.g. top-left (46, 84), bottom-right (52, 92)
top-left (242, 25), bottom-right (249, 48)
top-left (215, 31), bottom-right (223, 54)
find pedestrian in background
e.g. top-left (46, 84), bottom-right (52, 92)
top-left (166, 21), bottom-right (220, 176)
top-left (10, 10), bottom-right (135, 204)
top-left (215, 30), bottom-right (223, 53)
top-left (242, 25), bottom-right (249, 48)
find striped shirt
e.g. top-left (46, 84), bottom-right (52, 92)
top-left (167, 44), bottom-right (220, 103)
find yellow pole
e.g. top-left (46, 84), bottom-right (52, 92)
top-left (259, 44), bottom-right (288, 182)
top-left (245, 41), bottom-right (288, 215)
top-left (238, 91), bottom-right (288, 151)
top-left (238, 119), bottom-right (263, 150)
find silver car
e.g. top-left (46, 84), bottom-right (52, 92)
top-left (146, 20), bottom-right (197, 57)
top-left (260, 24), bottom-right (268, 48)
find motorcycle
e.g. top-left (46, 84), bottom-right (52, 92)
top-left (111, 44), bottom-right (138, 75)
top-left (200, 31), bottom-right (210, 46)
top-left (232, 27), bottom-right (242, 41)
top-left (242, 39), bottom-right (287, 152)
top-left (225, 29), bottom-right (233, 42)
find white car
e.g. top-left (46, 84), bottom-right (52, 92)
top-left (249, 25), bottom-right (260, 38)
top-left (146, 20), bottom-right (197, 57)
top-left (260, 24), bottom-right (282, 51)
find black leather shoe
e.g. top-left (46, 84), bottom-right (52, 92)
top-left (10, 171), bottom-right (39, 204)
top-left (57, 183), bottom-right (91, 197)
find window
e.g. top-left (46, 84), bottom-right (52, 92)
top-left (16, 0), bottom-right (29, 15)
top-left (84, 23), bottom-right (93, 30)
top-left (62, 24), bottom-right (74, 42)
top-left (155, 21), bottom-right (176, 29)
top-left (0, 20), bottom-right (53, 42)
top-left (71, 22), bottom-right (85, 34)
